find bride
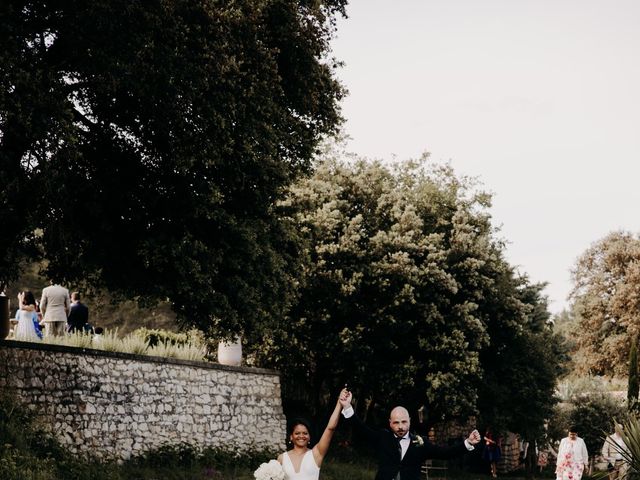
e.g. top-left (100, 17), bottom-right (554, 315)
top-left (14, 291), bottom-right (43, 341)
top-left (278, 389), bottom-right (347, 480)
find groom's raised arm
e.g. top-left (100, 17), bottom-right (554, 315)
top-left (339, 389), bottom-right (355, 417)
top-left (417, 429), bottom-right (480, 462)
top-left (339, 390), bottom-right (379, 443)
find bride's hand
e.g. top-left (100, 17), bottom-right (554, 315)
top-left (339, 388), bottom-right (352, 407)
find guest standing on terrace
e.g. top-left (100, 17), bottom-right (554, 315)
top-left (14, 291), bottom-right (43, 341)
top-left (40, 280), bottom-right (70, 336)
top-left (67, 291), bottom-right (89, 333)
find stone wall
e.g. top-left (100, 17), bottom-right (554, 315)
top-left (0, 340), bottom-right (286, 460)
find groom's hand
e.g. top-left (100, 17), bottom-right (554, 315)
top-left (467, 429), bottom-right (481, 445)
top-left (339, 388), bottom-right (352, 408)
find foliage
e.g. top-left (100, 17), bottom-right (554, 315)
top-left (260, 154), bottom-right (489, 417)
top-left (557, 376), bottom-right (627, 402)
top-left (0, 395), bottom-right (55, 480)
top-left (43, 330), bottom-right (93, 348)
top-left (252, 150), bottom-right (563, 434)
top-left (569, 231), bottom-right (640, 376)
top-left (318, 457), bottom-right (377, 480)
top-left (5, 261), bottom-right (180, 336)
top-left (612, 415), bottom-right (640, 480)
top-left (0, 397), bottom-right (277, 479)
top-left (550, 309), bottom-right (579, 374)
top-left (476, 282), bottom-right (567, 443)
top-left (124, 442), bottom-right (277, 479)
top-left (132, 327), bottom-right (206, 348)
top-left (630, 338), bottom-right (639, 412)
top-left (12, 328), bottom-right (208, 361)
top-left (132, 327), bottom-right (209, 360)
top-left (147, 341), bottom-right (207, 361)
top-left (567, 394), bottom-right (627, 458)
top-left (0, 0), bottom-right (346, 338)
top-left (0, 393), bottom-right (119, 480)
top-left (0, 394), bottom-right (523, 480)
top-left (86, 292), bottom-right (178, 335)
top-left (93, 328), bottom-right (133, 352)
top-left (547, 404), bottom-right (572, 446)
top-left (0, 409), bottom-right (368, 480)
top-left (116, 331), bottom-right (151, 356)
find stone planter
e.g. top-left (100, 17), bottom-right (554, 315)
top-left (217, 336), bottom-right (242, 366)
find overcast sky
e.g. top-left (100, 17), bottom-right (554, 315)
top-left (330, 0), bottom-right (640, 314)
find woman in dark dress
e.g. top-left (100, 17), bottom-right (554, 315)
top-left (483, 428), bottom-right (502, 478)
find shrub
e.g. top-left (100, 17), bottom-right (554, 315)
top-left (0, 393), bottom-right (120, 480)
top-left (132, 327), bottom-right (205, 348)
top-left (47, 330), bottom-right (93, 349)
top-left (15, 327), bottom-right (209, 362)
top-left (0, 396), bottom-right (276, 479)
top-left (116, 331), bottom-right (150, 355)
top-left (567, 393), bottom-right (626, 456)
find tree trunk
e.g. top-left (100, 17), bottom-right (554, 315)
top-left (525, 438), bottom-right (537, 479)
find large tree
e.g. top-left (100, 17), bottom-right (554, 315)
top-left (255, 151), bottom-right (563, 425)
top-left (476, 282), bottom-right (567, 446)
top-left (0, 0), bottom-right (346, 337)
top-left (569, 231), bottom-right (640, 376)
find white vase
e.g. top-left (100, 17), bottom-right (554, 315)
top-left (217, 337), bottom-right (242, 366)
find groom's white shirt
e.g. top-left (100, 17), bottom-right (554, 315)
top-left (398, 433), bottom-right (410, 458)
top-left (341, 405), bottom-right (355, 418)
top-left (341, 406), bottom-right (475, 451)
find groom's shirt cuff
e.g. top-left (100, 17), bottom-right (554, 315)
top-left (342, 406), bottom-right (354, 418)
top-left (464, 439), bottom-right (474, 451)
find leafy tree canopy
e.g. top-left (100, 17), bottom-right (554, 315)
top-left (569, 394), bottom-right (627, 457)
top-left (476, 283), bottom-right (567, 440)
top-left (569, 231), bottom-right (640, 376)
top-left (255, 148), bottom-right (564, 428)
top-left (0, 0), bottom-right (346, 338)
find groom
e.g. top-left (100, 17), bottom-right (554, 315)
top-left (339, 390), bottom-right (481, 480)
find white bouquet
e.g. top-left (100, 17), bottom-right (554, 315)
top-left (253, 459), bottom-right (285, 480)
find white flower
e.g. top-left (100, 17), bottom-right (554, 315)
top-left (254, 459), bottom-right (285, 480)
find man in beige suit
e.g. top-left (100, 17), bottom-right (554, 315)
top-left (602, 424), bottom-right (628, 480)
top-left (40, 281), bottom-right (70, 336)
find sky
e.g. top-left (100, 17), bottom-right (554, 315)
top-left (329, 0), bottom-right (640, 314)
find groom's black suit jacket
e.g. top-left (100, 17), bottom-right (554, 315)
top-left (345, 413), bottom-right (468, 480)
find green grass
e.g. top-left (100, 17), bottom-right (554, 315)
top-left (320, 456), bottom-right (377, 479)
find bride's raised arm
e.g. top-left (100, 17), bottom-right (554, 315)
top-left (312, 389), bottom-right (347, 465)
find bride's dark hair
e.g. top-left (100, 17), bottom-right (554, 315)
top-left (288, 418), bottom-right (313, 440)
top-left (21, 291), bottom-right (36, 306)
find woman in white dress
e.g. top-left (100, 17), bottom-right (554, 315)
top-left (14, 291), bottom-right (43, 341)
top-left (278, 389), bottom-right (347, 480)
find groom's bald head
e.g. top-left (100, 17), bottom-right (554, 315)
top-left (389, 406), bottom-right (410, 437)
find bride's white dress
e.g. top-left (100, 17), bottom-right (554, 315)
top-left (282, 450), bottom-right (320, 480)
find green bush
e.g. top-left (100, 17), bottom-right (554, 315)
top-left (132, 327), bottom-right (205, 348)
top-left (556, 393), bottom-right (627, 456)
top-left (0, 394), bottom-right (57, 479)
top-left (0, 393), bottom-right (124, 480)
